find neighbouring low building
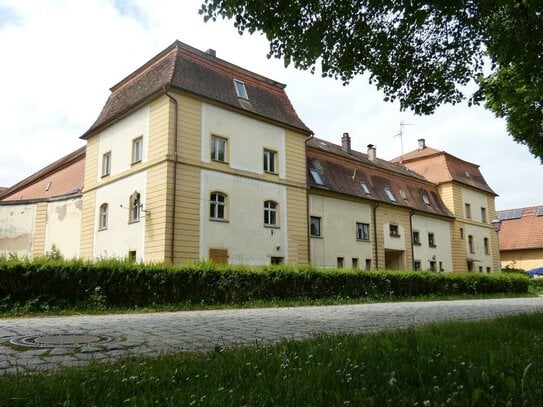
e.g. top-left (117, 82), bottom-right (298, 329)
top-left (0, 40), bottom-right (502, 272)
top-left (497, 206), bottom-right (543, 271)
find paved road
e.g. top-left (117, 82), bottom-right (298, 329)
top-left (1, 297), bottom-right (543, 375)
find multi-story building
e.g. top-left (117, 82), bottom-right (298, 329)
top-left (0, 40), bottom-right (501, 272)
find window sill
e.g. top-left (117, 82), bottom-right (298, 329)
top-left (98, 227), bottom-right (107, 231)
top-left (264, 170), bottom-right (278, 176)
top-left (131, 159), bottom-right (142, 166)
top-left (310, 235), bottom-right (322, 239)
top-left (101, 173), bottom-right (110, 178)
top-left (413, 242), bottom-right (422, 246)
top-left (356, 238), bottom-right (371, 242)
top-left (211, 159), bottom-right (229, 164)
top-left (210, 218), bottom-right (229, 223)
top-left (128, 219), bottom-right (140, 224)
top-left (264, 224), bottom-right (280, 229)
top-left (389, 233), bottom-right (401, 238)
top-left (429, 244), bottom-right (437, 248)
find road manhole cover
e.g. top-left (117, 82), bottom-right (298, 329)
top-left (10, 334), bottom-right (114, 348)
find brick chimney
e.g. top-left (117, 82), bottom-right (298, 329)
top-left (367, 144), bottom-right (376, 161)
top-left (418, 138), bottom-right (426, 150)
top-left (341, 132), bottom-right (351, 153)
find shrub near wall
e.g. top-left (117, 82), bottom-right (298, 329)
top-left (0, 259), bottom-right (530, 311)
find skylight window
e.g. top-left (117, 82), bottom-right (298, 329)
top-left (360, 181), bottom-right (371, 194)
top-left (310, 169), bottom-right (324, 185)
top-left (464, 171), bottom-right (471, 178)
top-left (400, 190), bottom-right (408, 200)
top-left (384, 187), bottom-right (397, 202)
top-left (234, 79), bottom-right (248, 100)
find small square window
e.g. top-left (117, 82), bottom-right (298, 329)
top-left (132, 137), bottom-right (143, 164)
top-left (356, 222), bottom-right (370, 240)
top-left (389, 224), bottom-right (399, 237)
top-left (102, 152), bottom-right (111, 177)
top-left (211, 135), bottom-right (227, 162)
top-left (337, 257), bottom-right (344, 269)
top-left (310, 216), bottom-right (321, 237)
top-left (234, 79), bottom-right (248, 100)
top-left (263, 149), bottom-right (277, 173)
top-left (128, 250), bottom-right (137, 262)
top-left (352, 258), bottom-right (359, 269)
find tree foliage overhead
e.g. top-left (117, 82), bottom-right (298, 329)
top-left (200, 0), bottom-right (543, 160)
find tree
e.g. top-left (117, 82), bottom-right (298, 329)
top-left (200, 0), bottom-right (543, 160)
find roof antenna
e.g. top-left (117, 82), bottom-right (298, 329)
top-left (394, 121), bottom-right (413, 164)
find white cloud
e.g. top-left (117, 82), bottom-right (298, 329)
top-left (0, 0), bottom-right (540, 210)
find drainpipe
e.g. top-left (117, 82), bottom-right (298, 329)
top-left (372, 202), bottom-right (379, 269)
top-left (305, 133), bottom-right (314, 264)
top-left (409, 209), bottom-right (416, 271)
top-left (164, 86), bottom-right (178, 264)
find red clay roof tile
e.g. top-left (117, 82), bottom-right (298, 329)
top-left (498, 206), bottom-right (543, 251)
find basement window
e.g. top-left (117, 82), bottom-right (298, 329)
top-left (234, 79), bottom-right (248, 100)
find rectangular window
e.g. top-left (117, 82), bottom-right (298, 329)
top-left (414, 260), bottom-right (421, 271)
top-left (479, 266), bottom-right (483, 272)
top-left (211, 135), bottom-right (227, 162)
top-left (460, 228), bottom-right (464, 239)
top-left (481, 207), bottom-right (487, 223)
top-left (99, 203), bottom-right (108, 230)
top-left (365, 259), bottom-right (371, 270)
top-left (310, 216), bottom-right (321, 237)
top-left (352, 258), bottom-right (359, 269)
top-left (209, 248), bottom-right (229, 264)
top-left (264, 200), bottom-right (278, 226)
top-left (210, 192), bottom-right (227, 220)
top-left (102, 152), bottom-right (111, 177)
top-left (439, 261), bottom-right (444, 272)
top-left (429, 261), bottom-right (437, 272)
top-left (360, 181), bottom-right (371, 194)
top-left (234, 79), bottom-right (248, 99)
top-left (356, 222), bottom-right (370, 241)
top-left (400, 189), bottom-right (408, 200)
top-left (271, 256), bottom-right (284, 265)
top-left (263, 149), bottom-right (277, 173)
top-left (484, 237), bottom-right (490, 255)
top-left (132, 136), bottom-right (143, 164)
top-left (486, 267), bottom-right (491, 273)
top-left (468, 235), bottom-right (475, 253)
top-left (128, 250), bottom-right (137, 262)
top-left (422, 194), bottom-right (430, 205)
top-left (129, 192), bottom-right (141, 223)
top-left (337, 257), bottom-right (344, 269)
top-left (310, 169), bottom-right (324, 185)
top-left (413, 231), bottom-right (420, 245)
top-left (428, 232), bottom-right (436, 247)
top-left (389, 224), bottom-right (399, 237)
top-left (465, 203), bottom-right (472, 219)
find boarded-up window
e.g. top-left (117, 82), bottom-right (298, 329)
top-left (209, 249), bottom-right (229, 264)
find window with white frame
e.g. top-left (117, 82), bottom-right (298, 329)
top-left (132, 136), bottom-right (143, 164)
top-left (310, 169), bottom-right (324, 185)
top-left (211, 135), bottom-right (227, 162)
top-left (360, 181), bottom-right (371, 195)
top-left (210, 192), bottom-right (227, 220)
top-left (356, 222), bottom-right (370, 240)
top-left (129, 192), bottom-right (141, 222)
top-left (99, 203), bottom-right (108, 229)
top-left (384, 187), bottom-right (397, 202)
top-left (234, 79), bottom-right (248, 99)
top-left (310, 216), bottom-right (321, 237)
top-left (264, 200), bottom-right (278, 226)
top-left (102, 152), bottom-right (111, 177)
top-left (263, 149), bottom-right (277, 173)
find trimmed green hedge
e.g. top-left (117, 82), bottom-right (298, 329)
top-left (0, 258), bottom-right (530, 311)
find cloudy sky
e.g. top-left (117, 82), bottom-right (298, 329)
top-left (0, 0), bottom-right (541, 210)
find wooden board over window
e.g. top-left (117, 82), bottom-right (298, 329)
top-left (209, 248), bottom-right (229, 264)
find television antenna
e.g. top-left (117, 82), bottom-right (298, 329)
top-left (394, 121), bottom-right (413, 164)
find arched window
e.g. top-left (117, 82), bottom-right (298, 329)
top-left (129, 191), bottom-right (141, 222)
top-left (99, 203), bottom-right (108, 229)
top-left (264, 200), bottom-right (278, 226)
top-left (210, 192), bottom-right (226, 220)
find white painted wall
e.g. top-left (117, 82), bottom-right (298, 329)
top-left (201, 103), bottom-right (286, 178)
top-left (462, 188), bottom-right (489, 223)
top-left (0, 203), bottom-right (35, 257)
top-left (309, 195), bottom-right (373, 268)
top-left (465, 224), bottom-right (493, 272)
top-left (199, 170), bottom-right (288, 265)
top-left (412, 215), bottom-right (453, 271)
top-left (44, 198), bottom-right (82, 259)
top-left (97, 106), bottom-right (149, 181)
top-left (93, 171), bottom-right (147, 261)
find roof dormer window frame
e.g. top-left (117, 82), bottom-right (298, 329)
top-left (384, 187), bottom-right (397, 202)
top-left (360, 181), bottom-right (371, 195)
top-left (310, 169), bottom-right (325, 186)
top-left (234, 79), bottom-right (249, 100)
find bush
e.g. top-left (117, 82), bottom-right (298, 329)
top-left (0, 258), bottom-right (530, 312)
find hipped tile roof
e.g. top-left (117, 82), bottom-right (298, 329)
top-left (82, 40), bottom-right (311, 139)
top-left (308, 138), bottom-right (454, 218)
top-left (393, 146), bottom-right (496, 195)
top-left (0, 147), bottom-right (85, 202)
top-left (498, 206), bottom-right (543, 251)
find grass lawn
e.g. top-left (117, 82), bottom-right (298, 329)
top-left (2, 312), bottom-right (543, 406)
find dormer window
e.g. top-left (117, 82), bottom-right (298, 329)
top-left (234, 79), bottom-right (248, 100)
top-left (310, 169), bottom-right (324, 186)
top-left (422, 194), bottom-right (430, 205)
top-left (384, 187), bottom-right (397, 202)
top-left (360, 181), bottom-right (371, 195)
top-left (400, 190), bottom-right (408, 200)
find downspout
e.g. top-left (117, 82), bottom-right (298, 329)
top-left (164, 86), bottom-right (178, 264)
top-left (372, 202), bottom-right (379, 269)
top-left (305, 133), bottom-right (314, 264)
top-left (409, 209), bottom-right (416, 271)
